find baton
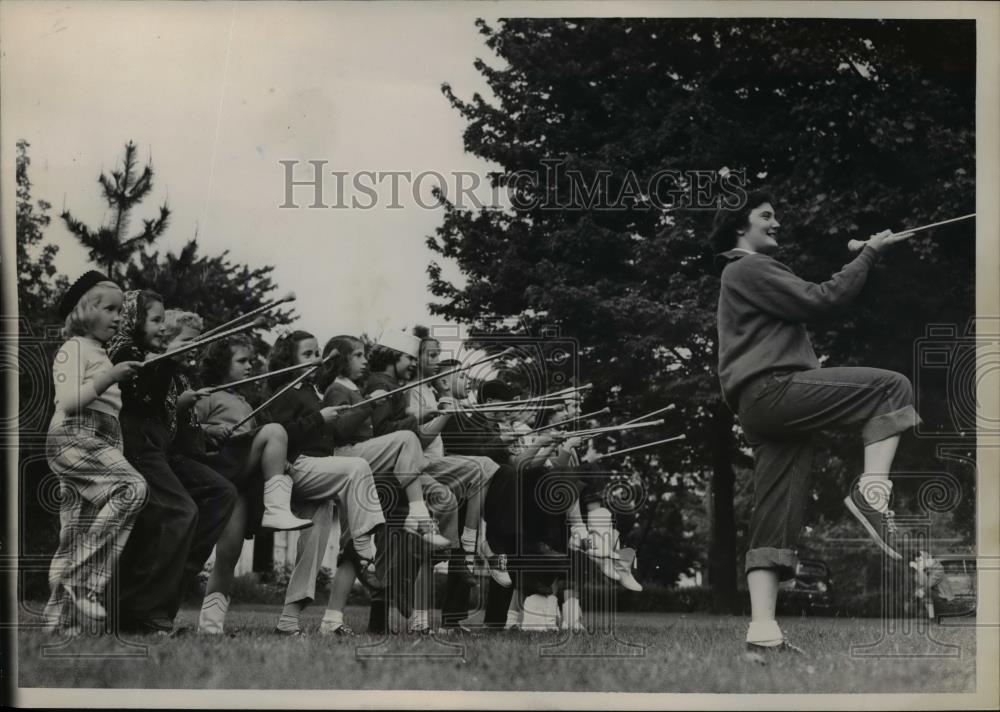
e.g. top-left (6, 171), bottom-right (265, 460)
top-left (847, 213), bottom-right (975, 252)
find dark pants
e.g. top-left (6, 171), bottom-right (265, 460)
top-left (483, 464), bottom-right (518, 555)
top-left (116, 418), bottom-right (236, 623)
top-left (170, 453), bottom-right (239, 577)
top-left (481, 462), bottom-right (574, 621)
top-left (368, 473), bottom-right (416, 632)
top-left (737, 367), bottom-right (921, 581)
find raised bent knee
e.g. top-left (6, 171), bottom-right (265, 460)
top-left (350, 457), bottom-right (373, 479)
top-left (886, 371), bottom-right (915, 405)
top-left (113, 476), bottom-right (148, 515)
top-left (425, 481), bottom-right (458, 515)
top-left (261, 422), bottom-right (288, 445)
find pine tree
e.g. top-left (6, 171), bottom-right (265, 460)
top-left (61, 140), bottom-right (170, 280)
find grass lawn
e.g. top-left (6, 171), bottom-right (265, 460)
top-left (17, 604), bottom-right (975, 693)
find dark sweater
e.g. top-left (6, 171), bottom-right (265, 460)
top-left (264, 382), bottom-right (331, 461)
top-left (111, 343), bottom-right (179, 434)
top-left (171, 371), bottom-right (209, 457)
top-left (715, 245), bottom-right (879, 409)
top-left (364, 371), bottom-right (419, 437)
top-left (439, 413), bottom-right (512, 467)
top-left (322, 379), bottom-right (376, 445)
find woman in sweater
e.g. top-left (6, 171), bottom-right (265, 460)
top-left (712, 189), bottom-right (920, 653)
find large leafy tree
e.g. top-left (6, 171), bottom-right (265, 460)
top-left (428, 18), bottom-right (974, 609)
top-left (61, 140), bottom-right (170, 280)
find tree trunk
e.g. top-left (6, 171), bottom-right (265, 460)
top-left (709, 400), bottom-right (738, 613)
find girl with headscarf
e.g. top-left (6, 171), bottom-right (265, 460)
top-left (107, 289), bottom-right (237, 636)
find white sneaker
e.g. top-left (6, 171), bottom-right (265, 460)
top-left (746, 619), bottom-right (785, 647)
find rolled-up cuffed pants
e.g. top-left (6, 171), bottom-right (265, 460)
top-left (282, 454), bottom-right (384, 606)
top-left (423, 454), bottom-right (500, 543)
top-left (737, 367), bottom-right (922, 581)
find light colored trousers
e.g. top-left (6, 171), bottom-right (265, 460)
top-left (282, 453), bottom-right (384, 605)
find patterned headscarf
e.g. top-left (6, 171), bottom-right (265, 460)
top-left (105, 290), bottom-right (144, 362)
top-left (105, 289), bottom-right (180, 437)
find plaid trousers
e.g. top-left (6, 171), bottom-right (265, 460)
top-left (42, 411), bottom-right (148, 629)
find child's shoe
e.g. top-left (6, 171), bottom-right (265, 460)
top-left (521, 594), bottom-right (559, 631)
top-left (261, 475), bottom-right (314, 531)
top-left (198, 592), bottom-right (230, 634)
top-left (319, 620), bottom-right (356, 637)
top-left (402, 514), bottom-right (451, 548)
top-left (66, 586), bottom-right (106, 621)
top-left (560, 597), bottom-right (585, 632)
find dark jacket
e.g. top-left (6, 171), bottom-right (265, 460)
top-left (111, 343), bottom-right (180, 436)
top-left (264, 382), bottom-right (332, 461)
top-left (439, 413), bottom-right (512, 467)
top-left (364, 371), bottom-right (419, 437)
top-left (322, 379), bottom-right (376, 446)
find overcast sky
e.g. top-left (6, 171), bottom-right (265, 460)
top-left (3, 1), bottom-right (512, 340)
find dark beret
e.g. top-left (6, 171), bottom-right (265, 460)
top-left (58, 270), bottom-right (115, 320)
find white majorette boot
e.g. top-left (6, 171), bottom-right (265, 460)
top-left (260, 475), bottom-right (314, 531)
top-left (199, 592), bottom-right (230, 635)
top-left (583, 507), bottom-right (621, 582)
top-left (611, 530), bottom-right (643, 592)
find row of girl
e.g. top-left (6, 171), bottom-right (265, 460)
top-left (43, 269), bottom-right (641, 637)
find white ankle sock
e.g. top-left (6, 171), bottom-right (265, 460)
top-left (354, 533), bottom-right (376, 561)
top-left (408, 501), bottom-right (430, 520)
top-left (410, 609), bottom-right (429, 629)
top-left (746, 619), bottom-right (784, 646)
top-left (461, 526), bottom-right (477, 554)
top-left (322, 609), bottom-right (344, 629)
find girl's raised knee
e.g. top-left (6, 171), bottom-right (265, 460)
top-left (885, 371), bottom-right (915, 403)
top-left (114, 477), bottom-right (148, 513)
top-left (262, 423), bottom-right (288, 444)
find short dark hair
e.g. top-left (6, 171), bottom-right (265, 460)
top-left (478, 380), bottom-right (516, 403)
top-left (266, 330), bottom-right (315, 390)
top-left (709, 189), bottom-right (776, 253)
top-left (200, 335), bottom-right (252, 388)
top-left (368, 344), bottom-right (403, 372)
top-left (319, 335), bottom-right (363, 390)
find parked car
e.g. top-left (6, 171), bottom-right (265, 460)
top-left (777, 558), bottom-right (833, 614)
top-left (931, 555), bottom-right (977, 619)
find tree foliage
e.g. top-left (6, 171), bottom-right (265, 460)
top-left (17, 140), bottom-right (67, 320)
top-left (429, 18), bottom-right (975, 603)
top-left (17, 142), bottom-right (295, 595)
top-left (123, 239), bottom-right (296, 358)
top-left (61, 140), bottom-right (170, 280)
